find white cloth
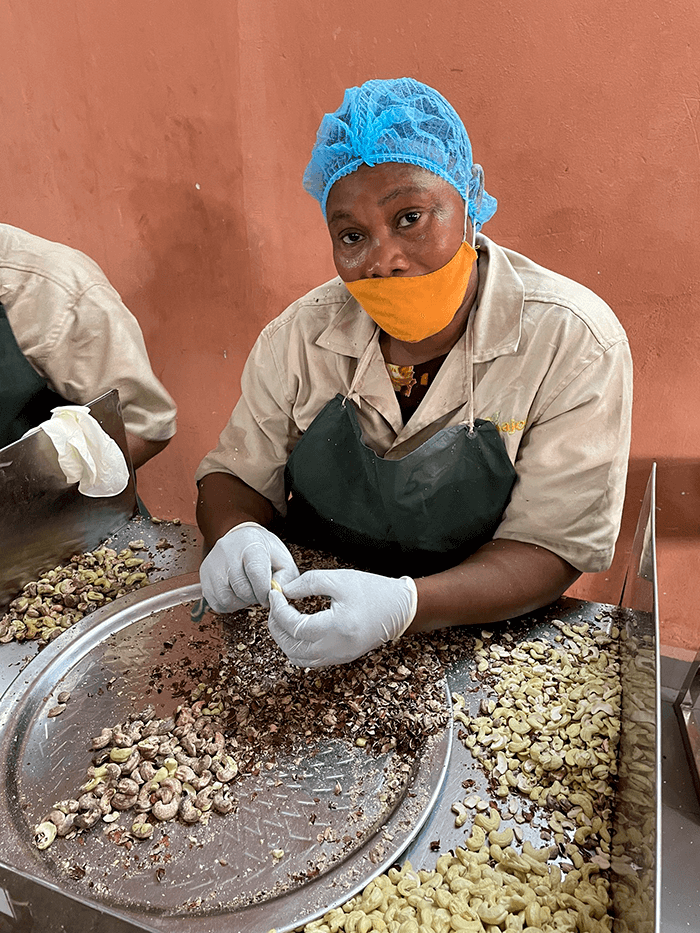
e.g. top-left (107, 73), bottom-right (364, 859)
top-left (39, 405), bottom-right (129, 497)
top-left (267, 568), bottom-right (418, 668)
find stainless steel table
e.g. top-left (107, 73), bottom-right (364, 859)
top-left (0, 469), bottom-right (663, 931)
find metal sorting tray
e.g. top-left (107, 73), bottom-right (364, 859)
top-left (0, 518), bottom-right (204, 700)
top-left (0, 574), bottom-right (452, 933)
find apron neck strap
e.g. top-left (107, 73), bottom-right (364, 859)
top-left (463, 314), bottom-right (475, 432)
top-left (344, 327), bottom-right (379, 405)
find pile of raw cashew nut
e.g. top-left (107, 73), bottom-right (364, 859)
top-left (34, 699), bottom-right (236, 849)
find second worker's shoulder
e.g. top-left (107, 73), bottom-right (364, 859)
top-left (0, 223), bottom-right (112, 299)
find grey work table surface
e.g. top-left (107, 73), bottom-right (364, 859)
top-left (0, 516), bottom-right (203, 698)
top-left (0, 516), bottom-right (697, 930)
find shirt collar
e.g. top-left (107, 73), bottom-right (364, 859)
top-left (315, 234), bottom-right (525, 361)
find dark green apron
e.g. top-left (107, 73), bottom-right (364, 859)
top-left (0, 301), bottom-right (71, 448)
top-left (284, 325), bottom-right (516, 578)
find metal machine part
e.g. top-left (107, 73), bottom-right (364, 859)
top-left (676, 661), bottom-right (700, 803)
top-left (0, 390), bottom-right (137, 608)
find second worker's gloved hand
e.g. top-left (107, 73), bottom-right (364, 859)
top-left (267, 568), bottom-right (418, 668)
top-left (200, 522), bottom-right (300, 613)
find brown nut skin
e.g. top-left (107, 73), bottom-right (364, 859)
top-left (117, 778), bottom-right (140, 796)
top-left (111, 730), bottom-right (134, 748)
top-left (103, 763), bottom-right (122, 785)
top-left (47, 810), bottom-right (76, 836)
top-left (119, 751), bottom-right (141, 775)
top-left (180, 733), bottom-right (199, 757)
top-left (125, 720), bottom-right (144, 740)
top-left (175, 707), bottom-right (196, 728)
top-left (131, 819), bottom-right (154, 839)
top-left (136, 740), bottom-right (159, 760)
top-left (174, 765), bottom-right (197, 785)
top-left (90, 728), bottom-right (113, 750)
top-left (205, 732), bottom-right (225, 756)
top-left (78, 792), bottom-right (100, 811)
top-left (212, 792), bottom-right (235, 815)
top-left (152, 796), bottom-right (180, 821)
top-left (195, 787), bottom-right (215, 812)
top-left (193, 754), bottom-right (212, 776)
top-left (111, 793), bottom-right (138, 811)
top-left (179, 796), bottom-right (202, 824)
top-left (99, 789), bottom-right (116, 814)
top-left (53, 799), bottom-right (79, 814)
top-left (75, 807), bottom-right (102, 829)
top-left (139, 761), bottom-right (157, 782)
top-left (157, 739), bottom-right (177, 758)
top-left (138, 705), bottom-right (156, 722)
top-left (213, 756), bottom-right (238, 783)
top-left (190, 770), bottom-right (212, 792)
top-left (173, 749), bottom-right (198, 770)
top-left (158, 777), bottom-right (183, 800)
top-left (135, 785), bottom-right (155, 813)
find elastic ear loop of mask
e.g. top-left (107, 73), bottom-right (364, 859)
top-left (463, 200), bottom-right (477, 250)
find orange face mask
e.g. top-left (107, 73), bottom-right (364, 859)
top-left (344, 241), bottom-right (477, 343)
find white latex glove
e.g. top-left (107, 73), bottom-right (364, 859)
top-left (200, 522), bottom-right (300, 614)
top-left (267, 568), bottom-right (418, 668)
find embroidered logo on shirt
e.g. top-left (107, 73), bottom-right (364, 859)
top-left (485, 411), bottom-right (527, 435)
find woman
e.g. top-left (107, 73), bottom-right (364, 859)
top-left (196, 78), bottom-right (632, 668)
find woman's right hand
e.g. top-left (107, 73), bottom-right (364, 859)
top-left (199, 522), bottom-right (300, 613)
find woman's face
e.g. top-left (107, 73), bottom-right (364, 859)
top-left (326, 162), bottom-right (468, 283)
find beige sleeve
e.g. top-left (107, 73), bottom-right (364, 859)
top-left (195, 326), bottom-right (302, 513)
top-left (493, 339), bottom-right (633, 573)
top-left (34, 284), bottom-right (177, 442)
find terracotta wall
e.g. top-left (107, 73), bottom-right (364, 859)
top-left (2, 1), bottom-right (699, 652)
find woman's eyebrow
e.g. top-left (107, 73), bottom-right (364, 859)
top-left (328, 185), bottom-right (433, 225)
top-left (328, 209), bottom-right (353, 225)
top-left (378, 184), bottom-right (432, 206)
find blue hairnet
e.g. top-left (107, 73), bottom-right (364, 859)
top-left (303, 77), bottom-right (497, 228)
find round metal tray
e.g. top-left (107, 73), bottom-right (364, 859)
top-left (0, 575), bottom-right (452, 932)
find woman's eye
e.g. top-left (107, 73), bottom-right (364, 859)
top-left (398, 211), bottom-right (421, 227)
top-left (340, 231), bottom-right (363, 245)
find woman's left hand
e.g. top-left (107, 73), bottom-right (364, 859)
top-left (267, 568), bottom-right (417, 668)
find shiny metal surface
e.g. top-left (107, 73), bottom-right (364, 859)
top-left (614, 464), bottom-right (661, 933)
top-left (675, 662), bottom-right (700, 804)
top-left (0, 390), bottom-right (137, 608)
top-left (0, 575), bottom-right (452, 933)
top-left (0, 518), bottom-right (203, 699)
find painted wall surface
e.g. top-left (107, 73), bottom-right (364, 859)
top-left (1, 1), bottom-right (698, 651)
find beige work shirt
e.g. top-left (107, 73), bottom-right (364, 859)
top-left (0, 224), bottom-right (177, 441)
top-left (197, 235), bottom-right (632, 573)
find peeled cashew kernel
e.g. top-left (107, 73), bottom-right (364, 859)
top-left (451, 801), bottom-right (469, 828)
